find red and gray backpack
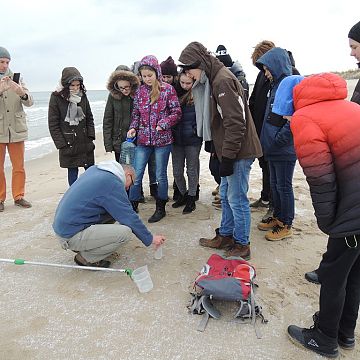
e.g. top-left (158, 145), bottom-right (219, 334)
top-left (188, 254), bottom-right (267, 337)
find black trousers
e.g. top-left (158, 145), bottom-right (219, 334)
top-left (258, 156), bottom-right (271, 202)
top-left (317, 235), bottom-right (360, 338)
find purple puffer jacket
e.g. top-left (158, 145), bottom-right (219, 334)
top-left (129, 55), bottom-right (181, 147)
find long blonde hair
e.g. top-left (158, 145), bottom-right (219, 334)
top-left (140, 65), bottom-right (161, 104)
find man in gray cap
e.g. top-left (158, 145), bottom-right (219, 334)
top-left (0, 47), bottom-right (33, 212)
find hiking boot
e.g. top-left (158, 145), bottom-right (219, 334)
top-left (265, 223), bottom-right (293, 241)
top-left (14, 198), bottom-right (32, 208)
top-left (148, 199), bottom-right (166, 223)
top-left (172, 192), bottom-right (188, 208)
top-left (199, 233), bottom-right (234, 249)
top-left (305, 270), bottom-right (321, 285)
top-left (250, 198), bottom-right (269, 208)
top-left (0, 201), bottom-right (4, 212)
top-left (225, 244), bottom-right (251, 260)
top-left (313, 311), bottom-right (355, 350)
top-left (257, 217), bottom-right (278, 231)
top-left (183, 195), bottom-right (196, 214)
top-left (288, 323), bottom-right (339, 358)
top-left (131, 201), bottom-right (139, 213)
top-left (262, 205), bottom-right (274, 222)
top-left (149, 183), bottom-right (158, 198)
top-left (74, 253), bottom-right (111, 268)
top-left (212, 185), bottom-right (219, 196)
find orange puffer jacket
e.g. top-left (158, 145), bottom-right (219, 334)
top-left (291, 73), bottom-right (360, 237)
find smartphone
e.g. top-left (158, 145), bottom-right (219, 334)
top-left (13, 73), bottom-right (20, 84)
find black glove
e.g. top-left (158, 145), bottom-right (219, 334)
top-left (219, 157), bottom-right (234, 177)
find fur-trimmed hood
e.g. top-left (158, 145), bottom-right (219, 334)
top-left (107, 70), bottom-right (140, 100)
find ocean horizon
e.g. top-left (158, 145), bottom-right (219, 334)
top-left (4, 79), bottom-right (358, 168)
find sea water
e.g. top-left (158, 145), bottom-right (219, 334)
top-left (4, 90), bottom-right (108, 167)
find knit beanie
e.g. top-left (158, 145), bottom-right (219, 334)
top-left (272, 75), bottom-right (304, 116)
top-left (215, 45), bottom-right (233, 67)
top-left (160, 56), bottom-right (178, 76)
top-left (0, 46), bottom-right (11, 60)
top-left (348, 21), bottom-right (360, 43)
top-left (61, 67), bottom-right (83, 86)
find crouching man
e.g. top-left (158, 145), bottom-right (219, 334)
top-left (53, 160), bottom-right (165, 267)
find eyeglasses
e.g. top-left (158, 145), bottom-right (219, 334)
top-left (119, 86), bottom-right (131, 91)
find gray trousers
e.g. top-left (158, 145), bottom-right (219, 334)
top-left (172, 144), bottom-right (201, 196)
top-left (60, 224), bottom-right (132, 263)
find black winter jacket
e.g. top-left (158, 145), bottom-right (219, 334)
top-left (48, 93), bottom-right (95, 168)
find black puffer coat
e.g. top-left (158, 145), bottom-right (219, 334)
top-left (103, 70), bottom-right (140, 153)
top-left (48, 93), bottom-right (95, 168)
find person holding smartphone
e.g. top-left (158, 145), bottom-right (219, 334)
top-left (0, 46), bottom-right (33, 212)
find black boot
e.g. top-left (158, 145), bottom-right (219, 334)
top-left (195, 184), bottom-right (200, 201)
top-left (172, 191), bottom-right (188, 208)
top-left (172, 181), bottom-right (181, 201)
top-left (131, 201), bottom-right (139, 213)
top-left (148, 199), bottom-right (167, 223)
top-left (149, 183), bottom-right (158, 198)
top-left (183, 195), bottom-right (196, 214)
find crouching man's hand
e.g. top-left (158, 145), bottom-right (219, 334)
top-left (152, 235), bottom-right (166, 249)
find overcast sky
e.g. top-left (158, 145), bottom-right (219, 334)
top-left (3, 0), bottom-right (359, 91)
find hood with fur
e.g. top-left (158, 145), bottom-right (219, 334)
top-left (107, 70), bottom-right (140, 100)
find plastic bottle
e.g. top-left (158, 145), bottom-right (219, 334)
top-left (120, 137), bottom-right (136, 165)
top-left (154, 245), bottom-right (163, 260)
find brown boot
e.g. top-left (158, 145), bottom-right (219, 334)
top-left (265, 221), bottom-right (293, 241)
top-left (257, 216), bottom-right (278, 231)
top-left (199, 233), bottom-right (234, 249)
top-left (225, 244), bottom-right (251, 260)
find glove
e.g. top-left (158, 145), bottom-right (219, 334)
top-left (219, 157), bottom-right (235, 177)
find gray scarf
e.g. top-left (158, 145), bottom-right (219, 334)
top-left (65, 91), bottom-right (85, 126)
top-left (192, 71), bottom-right (212, 141)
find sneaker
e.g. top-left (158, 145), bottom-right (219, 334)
top-left (288, 323), bottom-right (339, 358)
top-left (313, 311), bottom-right (355, 350)
top-left (250, 198), bottom-right (269, 208)
top-left (257, 217), bottom-right (278, 231)
top-left (305, 270), bottom-right (321, 285)
top-left (265, 223), bottom-right (293, 241)
top-left (199, 233), bottom-right (234, 249)
top-left (14, 198), bottom-right (32, 208)
top-left (212, 185), bottom-right (219, 196)
top-left (0, 201), bottom-right (4, 212)
top-left (225, 244), bottom-right (251, 260)
top-left (74, 253), bottom-right (111, 268)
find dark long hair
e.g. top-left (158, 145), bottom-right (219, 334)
top-left (54, 81), bottom-right (87, 100)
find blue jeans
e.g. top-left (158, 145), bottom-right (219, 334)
top-left (219, 158), bottom-right (254, 245)
top-left (268, 160), bottom-right (296, 225)
top-left (68, 166), bottom-right (92, 186)
top-left (129, 145), bottom-right (172, 201)
top-left (147, 152), bottom-right (157, 185)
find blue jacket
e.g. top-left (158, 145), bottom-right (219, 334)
top-left (256, 47), bottom-right (296, 161)
top-left (172, 104), bottom-right (202, 146)
top-left (53, 166), bottom-right (153, 246)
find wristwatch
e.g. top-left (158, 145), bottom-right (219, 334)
top-left (20, 93), bottom-right (28, 101)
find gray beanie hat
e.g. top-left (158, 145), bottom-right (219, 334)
top-left (0, 47), bottom-right (11, 60)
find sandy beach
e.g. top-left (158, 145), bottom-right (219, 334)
top-left (0, 130), bottom-right (359, 360)
top-left (0, 79), bottom-right (359, 359)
